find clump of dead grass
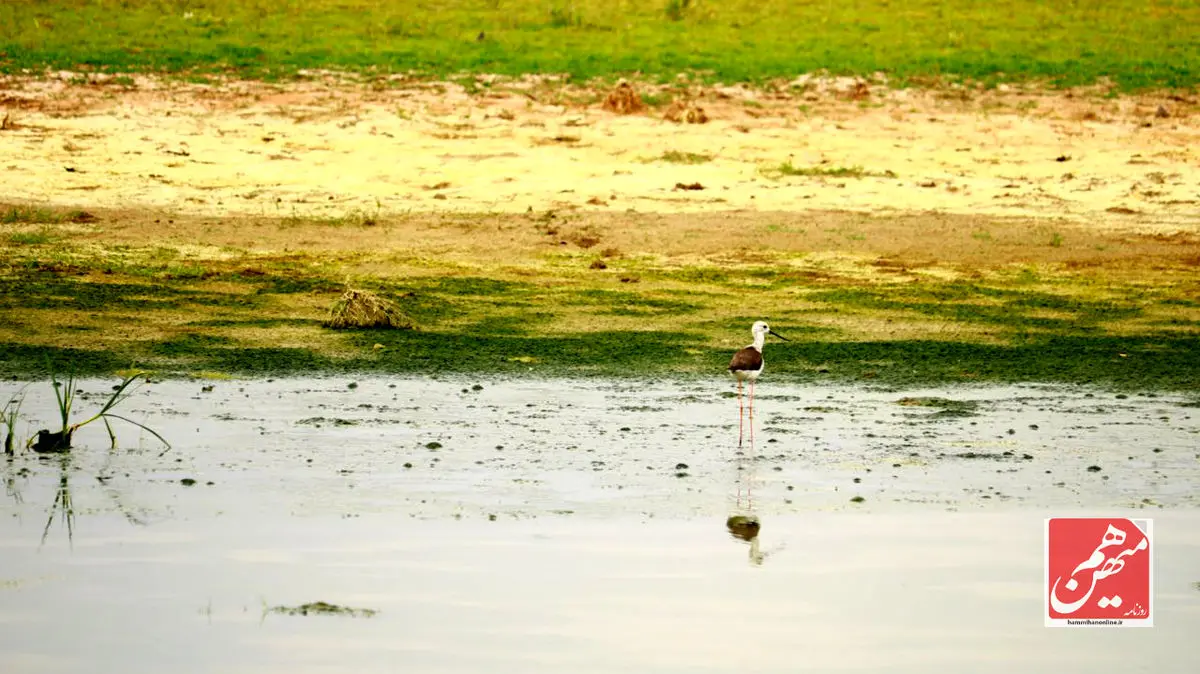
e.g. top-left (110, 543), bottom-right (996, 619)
top-left (566, 225), bottom-right (602, 249)
top-left (663, 100), bottom-right (709, 124)
top-left (601, 80), bottom-right (645, 115)
top-left (325, 289), bottom-right (415, 330)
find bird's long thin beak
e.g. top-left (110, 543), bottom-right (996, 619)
top-left (769, 330), bottom-right (789, 342)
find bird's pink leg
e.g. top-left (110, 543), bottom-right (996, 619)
top-left (748, 379), bottom-right (755, 446)
top-left (737, 379), bottom-right (744, 448)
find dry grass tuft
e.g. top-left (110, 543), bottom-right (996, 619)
top-left (566, 225), bottom-right (603, 248)
top-left (663, 100), bottom-right (709, 124)
top-left (844, 79), bottom-right (872, 101)
top-left (325, 288), bottom-right (415, 330)
top-left (602, 80), bottom-right (646, 115)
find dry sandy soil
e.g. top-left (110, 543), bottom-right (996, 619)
top-left (2, 71), bottom-right (1198, 236)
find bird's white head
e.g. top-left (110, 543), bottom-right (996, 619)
top-left (750, 320), bottom-right (789, 345)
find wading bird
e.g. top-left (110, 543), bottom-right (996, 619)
top-left (728, 321), bottom-right (788, 448)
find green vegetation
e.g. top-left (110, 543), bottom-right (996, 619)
top-left (7, 229), bottom-right (57, 246)
top-left (2, 389), bottom-right (23, 455)
top-left (3, 304), bottom-right (1197, 390)
top-left (653, 151), bottom-right (714, 165)
top-left (268, 601), bottom-right (379, 618)
top-left (1, 247), bottom-right (1198, 390)
top-left (2, 205), bottom-right (87, 225)
top-left (1, 1), bottom-right (1197, 90)
top-left (29, 369), bottom-right (171, 453)
top-left (1, 205), bottom-right (1197, 390)
top-left (763, 162), bottom-right (888, 179)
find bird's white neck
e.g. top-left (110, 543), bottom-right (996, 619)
top-left (749, 332), bottom-right (766, 351)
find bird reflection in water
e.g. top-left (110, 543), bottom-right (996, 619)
top-left (726, 453), bottom-right (767, 565)
top-left (726, 513), bottom-right (764, 565)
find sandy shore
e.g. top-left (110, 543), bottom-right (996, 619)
top-left (2, 73), bottom-right (1198, 234)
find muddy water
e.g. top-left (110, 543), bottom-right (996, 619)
top-left (2, 376), bottom-right (1198, 672)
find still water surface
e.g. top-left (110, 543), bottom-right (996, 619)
top-left (1, 376), bottom-right (1197, 672)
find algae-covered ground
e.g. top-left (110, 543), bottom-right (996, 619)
top-left (2, 204), bottom-right (1197, 389)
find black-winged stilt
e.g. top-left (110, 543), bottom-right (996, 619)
top-left (728, 320), bottom-right (788, 448)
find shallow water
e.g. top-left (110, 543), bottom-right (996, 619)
top-left (3, 512), bottom-right (1199, 673)
top-left (2, 376), bottom-right (1198, 671)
